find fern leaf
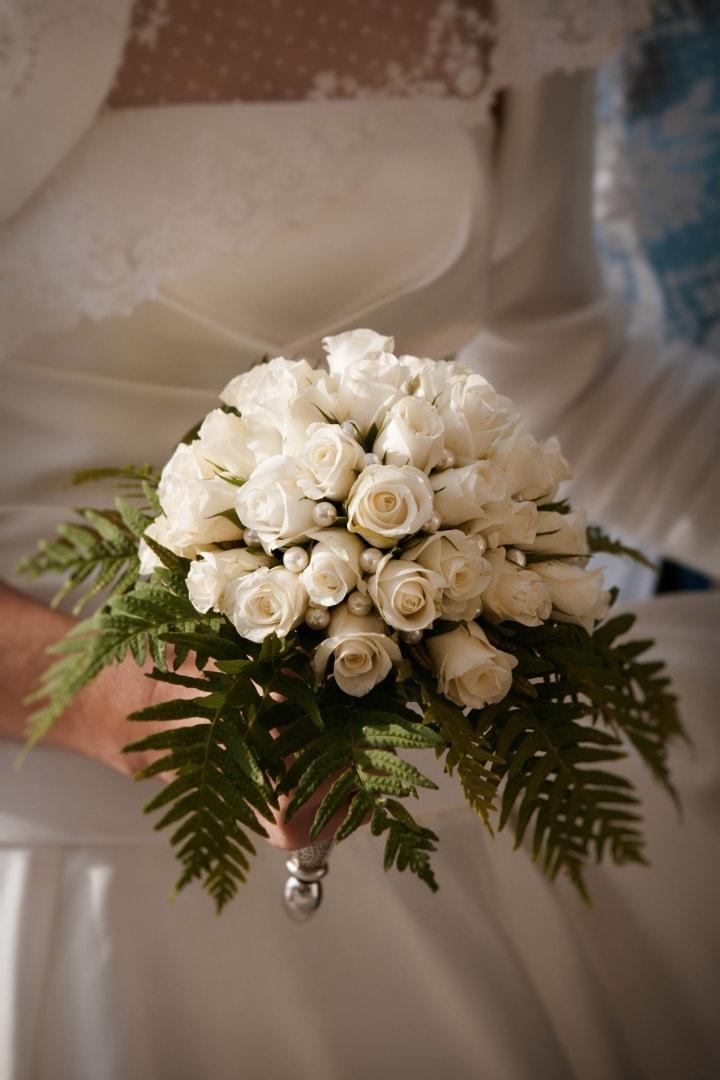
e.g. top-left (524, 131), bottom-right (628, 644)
top-left (488, 698), bottom-right (646, 899)
top-left (587, 525), bottom-right (657, 570)
top-left (17, 507), bottom-right (141, 614)
top-left (308, 769), bottom-right (357, 840)
top-left (334, 791), bottom-right (373, 841)
top-left (134, 674), bottom-right (276, 910)
top-left (355, 748), bottom-right (438, 790)
top-left (421, 684), bottom-right (499, 828)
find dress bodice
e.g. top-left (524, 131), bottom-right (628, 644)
top-left (0, 96), bottom-right (495, 596)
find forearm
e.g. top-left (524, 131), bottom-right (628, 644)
top-left (0, 581), bottom-right (150, 774)
top-left (0, 582), bottom-right (335, 847)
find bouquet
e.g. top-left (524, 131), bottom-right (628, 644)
top-left (19, 329), bottom-right (682, 911)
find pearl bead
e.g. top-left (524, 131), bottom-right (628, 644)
top-left (347, 591), bottom-right (373, 616)
top-left (507, 548), bottom-right (527, 568)
top-left (359, 548), bottom-right (383, 575)
top-left (312, 501), bottom-right (338, 528)
top-left (473, 534), bottom-right (488, 555)
top-left (305, 605), bottom-right (331, 631)
top-left (282, 546), bottom-right (309, 573)
top-left (340, 420), bottom-right (358, 439)
top-left (243, 528), bottom-right (261, 548)
top-left (362, 452), bottom-right (381, 468)
top-left (437, 448), bottom-right (455, 470)
top-left (400, 628), bottom-right (424, 645)
top-left (420, 511), bottom-right (442, 534)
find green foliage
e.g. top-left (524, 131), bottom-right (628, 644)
top-left (587, 525), bottom-right (657, 571)
top-left (125, 660), bottom-right (277, 911)
top-left (420, 684), bottom-right (499, 829)
top-left (71, 464), bottom-right (161, 514)
top-left (549, 614), bottom-right (683, 796)
top-left (16, 501), bottom-right (150, 615)
top-left (474, 614), bottom-right (682, 900)
top-left (270, 685), bottom-right (444, 891)
top-left (17, 464), bottom-right (160, 617)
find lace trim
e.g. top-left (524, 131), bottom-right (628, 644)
top-left (108, 0), bottom-right (651, 108)
top-left (306, 1), bottom-right (651, 104)
top-left (0, 101), bottom-right (477, 354)
top-left (494, 0), bottom-right (651, 87)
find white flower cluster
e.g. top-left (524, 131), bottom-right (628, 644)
top-left (141, 330), bottom-right (609, 706)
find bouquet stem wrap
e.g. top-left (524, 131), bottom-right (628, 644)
top-left (284, 840), bottom-right (333, 922)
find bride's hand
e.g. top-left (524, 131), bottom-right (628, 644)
top-left (139, 679), bottom-right (345, 851)
top-left (1, 583), bottom-right (341, 851)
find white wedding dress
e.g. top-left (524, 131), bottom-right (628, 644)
top-left (1, 3), bottom-right (719, 1078)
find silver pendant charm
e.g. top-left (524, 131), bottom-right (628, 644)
top-left (283, 840), bottom-right (333, 923)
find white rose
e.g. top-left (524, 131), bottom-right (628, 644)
top-left (334, 370), bottom-right (403, 435)
top-left (301, 530), bottom-right (364, 606)
top-left (157, 442), bottom-right (242, 550)
top-left (280, 372), bottom-right (342, 456)
top-left (403, 530), bottom-right (491, 621)
top-left (186, 548), bottom-right (272, 614)
top-left (303, 423), bottom-right (364, 500)
top-left (235, 456), bottom-right (319, 553)
top-left (346, 464), bottom-right (434, 547)
top-left (497, 500), bottom-right (539, 547)
top-left (438, 374), bottom-right (518, 464)
top-left (496, 429), bottom-right (571, 501)
top-left (538, 437), bottom-right (571, 495)
top-left (466, 498), bottom-right (539, 549)
top-left (221, 357), bottom-right (316, 417)
top-left (534, 560), bottom-right (610, 632)
top-left (426, 621), bottom-right (517, 710)
top-left (481, 549), bottom-right (552, 627)
top-left (312, 605), bottom-right (401, 697)
top-left (532, 510), bottom-right (589, 559)
top-left (464, 494), bottom-right (537, 548)
top-left (198, 408), bottom-right (281, 479)
top-left (368, 555), bottom-right (443, 632)
top-left (373, 396), bottom-right (445, 473)
top-left (431, 461), bottom-right (506, 526)
top-left (322, 329), bottom-right (395, 379)
top-left (138, 514), bottom-right (198, 573)
top-left (402, 355), bottom-right (465, 400)
top-left (224, 566), bottom-right (307, 642)
top-left (463, 500), bottom-right (511, 550)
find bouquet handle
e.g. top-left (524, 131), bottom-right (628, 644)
top-left (283, 840), bottom-right (333, 923)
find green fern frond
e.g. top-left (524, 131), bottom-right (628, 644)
top-left (541, 615), bottom-right (683, 799)
top-left (476, 613), bottom-right (683, 899)
top-left (126, 673), bottom-right (276, 911)
top-left (268, 683), bottom-right (443, 889)
top-left (71, 464), bottom-right (161, 512)
top-left (17, 506), bottom-right (144, 615)
top-left (587, 525), bottom-right (657, 570)
top-left (371, 800), bottom-right (439, 891)
top-left (487, 694), bottom-right (645, 901)
top-left (420, 684), bottom-right (500, 829)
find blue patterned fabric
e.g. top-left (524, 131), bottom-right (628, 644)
top-left (595, 1), bottom-right (719, 591)
top-left (598, 0), bottom-right (720, 350)
top-left (622, 0), bottom-right (720, 350)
